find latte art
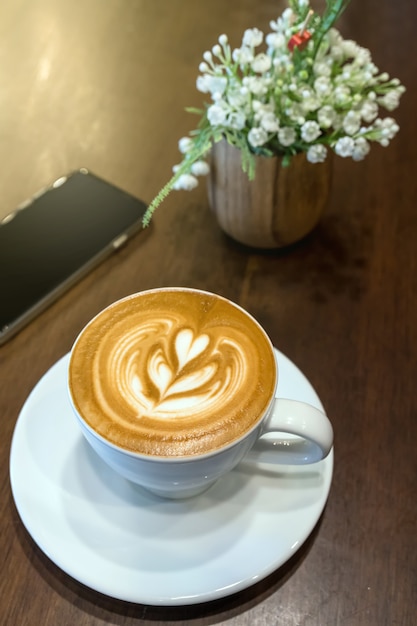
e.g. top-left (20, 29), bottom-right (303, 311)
top-left (69, 289), bottom-right (277, 456)
top-left (112, 327), bottom-right (245, 417)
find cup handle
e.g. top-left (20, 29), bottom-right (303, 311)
top-left (247, 398), bottom-right (334, 465)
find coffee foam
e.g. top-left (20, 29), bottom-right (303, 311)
top-left (69, 289), bottom-right (277, 457)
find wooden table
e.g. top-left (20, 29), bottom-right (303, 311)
top-left (1, 1), bottom-right (416, 623)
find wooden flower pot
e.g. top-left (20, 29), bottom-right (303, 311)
top-left (207, 140), bottom-right (332, 249)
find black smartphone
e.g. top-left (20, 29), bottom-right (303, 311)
top-left (0, 168), bottom-right (147, 345)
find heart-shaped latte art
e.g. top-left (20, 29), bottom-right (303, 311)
top-left (127, 328), bottom-right (227, 416)
top-left (175, 328), bottom-right (210, 369)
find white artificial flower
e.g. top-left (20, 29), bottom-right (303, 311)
top-left (374, 117), bottom-right (400, 146)
top-left (341, 39), bottom-right (361, 59)
top-left (178, 137), bottom-right (193, 153)
top-left (334, 136), bottom-right (355, 157)
top-left (173, 173), bottom-right (199, 191)
top-left (378, 90), bottom-right (402, 111)
top-left (227, 87), bottom-right (248, 108)
top-left (203, 51), bottom-right (213, 64)
top-left (343, 111), bottom-right (361, 135)
top-left (269, 12), bottom-right (293, 34)
top-left (248, 127), bottom-right (269, 147)
top-left (330, 44), bottom-right (344, 63)
top-left (273, 53), bottom-right (292, 70)
top-left (190, 161), bottom-right (210, 176)
top-left (361, 100), bottom-right (378, 122)
top-left (333, 85), bottom-right (351, 104)
top-left (301, 91), bottom-right (320, 113)
top-left (196, 75), bottom-right (210, 93)
top-left (313, 61), bottom-right (332, 77)
top-left (211, 91), bottom-right (224, 102)
top-left (318, 105), bottom-right (337, 129)
top-left (207, 103), bottom-right (228, 126)
top-left (341, 63), bottom-right (354, 81)
top-left (260, 112), bottom-right (280, 132)
top-left (314, 76), bottom-right (332, 97)
top-left (212, 44), bottom-right (222, 58)
top-left (307, 144), bottom-right (328, 163)
top-left (278, 127), bottom-right (296, 146)
top-left (352, 137), bottom-right (370, 161)
top-left (282, 8), bottom-right (294, 23)
top-left (382, 117), bottom-right (400, 137)
top-left (285, 102), bottom-right (305, 125)
top-left (242, 28), bottom-right (263, 48)
top-left (232, 46), bottom-right (254, 66)
top-left (243, 76), bottom-right (268, 96)
top-left (327, 28), bottom-right (343, 46)
top-left (301, 121), bottom-right (321, 142)
top-left (251, 53), bottom-right (272, 73)
top-left (361, 69), bottom-right (375, 84)
top-left (252, 100), bottom-right (273, 116)
top-left (265, 32), bottom-right (285, 50)
top-left (367, 63), bottom-right (379, 77)
top-left (197, 75), bottom-right (228, 96)
top-left (331, 113), bottom-right (344, 131)
top-left (354, 47), bottom-right (372, 66)
top-left (227, 111), bottom-right (246, 130)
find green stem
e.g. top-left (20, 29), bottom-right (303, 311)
top-left (142, 138), bottom-right (212, 226)
top-left (142, 170), bottom-right (181, 227)
top-left (313, 0), bottom-right (351, 57)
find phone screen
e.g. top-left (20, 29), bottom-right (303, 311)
top-left (0, 169), bottom-right (147, 343)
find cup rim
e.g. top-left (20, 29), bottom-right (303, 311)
top-left (68, 286), bottom-right (278, 462)
top-left (68, 383), bottom-right (277, 463)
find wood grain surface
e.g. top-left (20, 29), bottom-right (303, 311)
top-left (208, 143), bottom-right (332, 247)
top-left (0, 1), bottom-right (416, 624)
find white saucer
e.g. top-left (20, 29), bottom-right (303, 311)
top-left (10, 350), bottom-right (333, 606)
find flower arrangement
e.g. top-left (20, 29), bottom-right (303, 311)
top-left (142, 0), bottom-right (405, 226)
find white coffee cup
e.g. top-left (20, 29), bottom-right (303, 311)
top-left (68, 288), bottom-right (333, 498)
